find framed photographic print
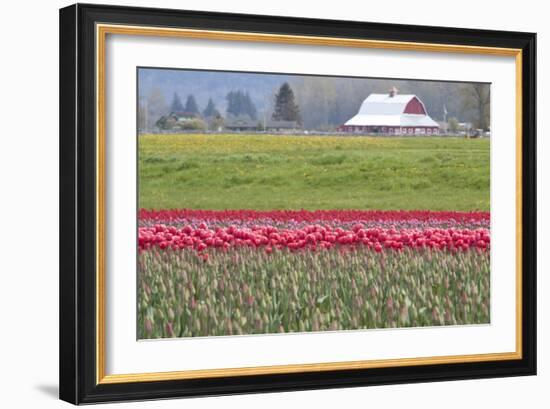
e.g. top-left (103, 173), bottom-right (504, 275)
top-left (59, 3), bottom-right (536, 404)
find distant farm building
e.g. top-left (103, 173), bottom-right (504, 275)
top-left (170, 111), bottom-right (201, 122)
top-left (339, 88), bottom-right (440, 135)
top-left (264, 120), bottom-right (300, 132)
top-left (225, 115), bottom-right (258, 131)
top-left (155, 111), bottom-right (207, 131)
top-left (224, 116), bottom-right (301, 132)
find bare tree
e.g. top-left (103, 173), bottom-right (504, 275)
top-left (138, 99), bottom-right (147, 132)
top-left (146, 88), bottom-right (169, 128)
top-left (460, 84), bottom-right (490, 130)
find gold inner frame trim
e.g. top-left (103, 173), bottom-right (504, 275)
top-left (96, 23), bottom-right (523, 385)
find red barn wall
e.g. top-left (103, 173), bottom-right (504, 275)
top-left (404, 97), bottom-right (426, 115)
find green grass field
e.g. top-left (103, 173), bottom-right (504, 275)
top-left (138, 134), bottom-right (489, 211)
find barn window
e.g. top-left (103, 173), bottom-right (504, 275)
top-left (427, 128), bottom-right (432, 135)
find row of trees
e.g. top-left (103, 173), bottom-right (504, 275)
top-left (143, 82), bottom-right (302, 131)
top-left (169, 93), bottom-right (221, 118)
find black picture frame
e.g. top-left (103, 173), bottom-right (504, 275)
top-left (60, 3), bottom-right (536, 404)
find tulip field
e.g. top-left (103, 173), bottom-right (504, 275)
top-left (137, 209), bottom-right (490, 339)
top-left (137, 134), bottom-right (490, 339)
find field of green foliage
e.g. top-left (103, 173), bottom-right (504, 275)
top-left (138, 246), bottom-right (490, 338)
top-left (138, 134), bottom-right (489, 211)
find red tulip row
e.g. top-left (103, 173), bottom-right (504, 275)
top-left (138, 223), bottom-right (490, 253)
top-left (139, 209), bottom-right (489, 225)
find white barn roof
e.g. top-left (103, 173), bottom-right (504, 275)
top-left (344, 93), bottom-right (439, 127)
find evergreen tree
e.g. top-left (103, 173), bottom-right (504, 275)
top-left (184, 94), bottom-right (200, 115)
top-left (203, 98), bottom-right (221, 118)
top-left (226, 90), bottom-right (257, 120)
top-left (243, 92), bottom-right (257, 120)
top-left (226, 91), bottom-right (240, 117)
top-left (170, 92), bottom-right (184, 112)
top-left (272, 82), bottom-right (301, 124)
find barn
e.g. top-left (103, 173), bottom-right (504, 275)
top-left (338, 88), bottom-right (440, 135)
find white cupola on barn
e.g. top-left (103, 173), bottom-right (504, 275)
top-left (339, 87), bottom-right (440, 135)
